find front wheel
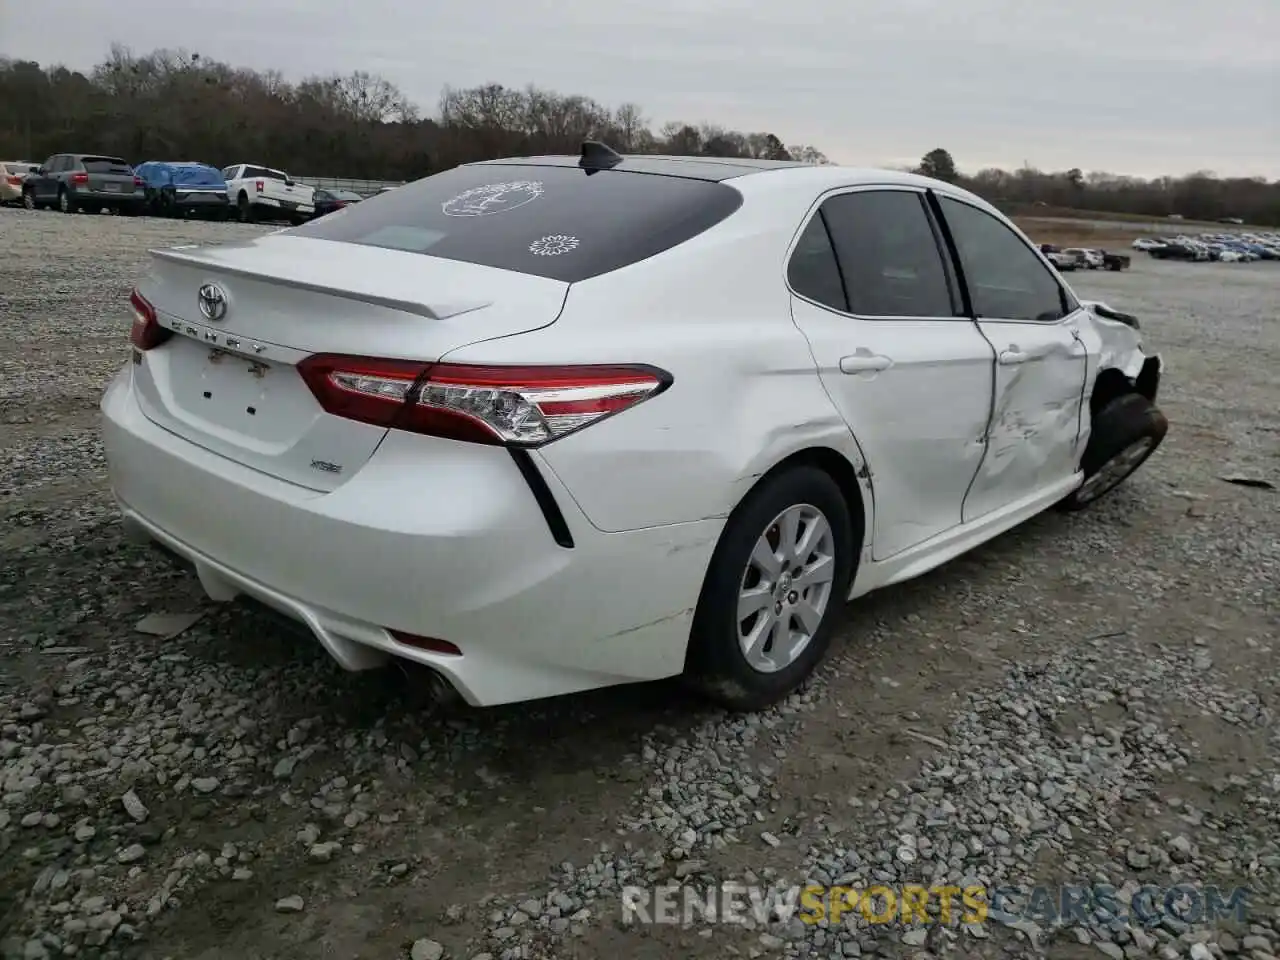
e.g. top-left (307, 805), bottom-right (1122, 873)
top-left (237, 192), bottom-right (254, 223)
top-left (686, 466), bottom-right (855, 711)
top-left (1058, 393), bottom-right (1168, 511)
top-left (22, 190), bottom-right (36, 210)
top-left (58, 188), bottom-right (77, 214)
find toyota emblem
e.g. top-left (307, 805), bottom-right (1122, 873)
top-left (197, 283), bottom-right (228, 321)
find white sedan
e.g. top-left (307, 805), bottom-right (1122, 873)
top-left (102, 143), bottom-right (1168, 711)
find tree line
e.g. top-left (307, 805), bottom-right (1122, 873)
top-left (0, 46), bottom-right (826, 180)
top-left (1, 47), bottom-right (1276, 226)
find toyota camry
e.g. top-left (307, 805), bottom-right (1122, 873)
top-left (102, 142), bottom-right (1168, 710)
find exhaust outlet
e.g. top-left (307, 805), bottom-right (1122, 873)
top-left (426, 669), bottom-right (461, 705)
top-left (394, 659), bottom-right (462, 705)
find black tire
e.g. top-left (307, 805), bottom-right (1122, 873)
top-left (22, 189), bottom-right (36, 210)
top-left (237, 192), bottom-right (253, 223)
top-left (686, 466), bottom-right (855, 711)
top-left (58, 188), bottom-right (77, 214)
top-left (1058, 393), bottom-right (1168, 512)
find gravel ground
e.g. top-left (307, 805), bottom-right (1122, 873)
top-left (1, 207), bottom-right (1277, 960)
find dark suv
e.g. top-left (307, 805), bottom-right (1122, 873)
top-left (22, 154), bottom-right (146, 215)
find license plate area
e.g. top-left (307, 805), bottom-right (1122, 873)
top-left (166, 339), bottom-right (318, 450)
top-left (104, 182), bottom-right (121, 192)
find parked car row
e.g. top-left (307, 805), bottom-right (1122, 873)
top-left (1, 153), bottom-right (378, 224)
top-left (1132, 232), bottom-right (1280, 263)
top-left (1037, 244), bottom-right (1131, 272)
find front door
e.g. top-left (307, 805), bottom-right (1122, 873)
top-left (34, 156), bottom-right (60, 200)
top-left (931, 193), bottom-right (1089, 523)
top-left (787, 186), bottom-right (996, 561)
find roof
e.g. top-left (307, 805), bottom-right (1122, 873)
top-left (471, 153), bottom-right (816, 183)
top-left (468, 154), bottom-right (957, 196)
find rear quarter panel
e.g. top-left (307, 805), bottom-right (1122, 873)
top-left (440, 207), bottom-right (869, 534)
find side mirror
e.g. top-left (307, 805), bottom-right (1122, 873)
top-left (35, 167), bottom-right (46, 175)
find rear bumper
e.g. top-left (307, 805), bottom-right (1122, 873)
top-left (72, 189), bottom-right (144, 205)
top-left (174, 191), bottom-right (229, 208)
top-left (252, 196), bottom-right (315, 214)
top-left (101, 364), bottom-right (720, 706)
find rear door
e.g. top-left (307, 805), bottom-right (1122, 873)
top-left (931, 193), bottom-right (1089, 523)
top-left (787, 186), bottom-right (996, 560)
top-left (82, 156), bottom-right (137, 197)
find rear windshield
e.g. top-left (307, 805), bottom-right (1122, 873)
top-left (82, 157), bottom-right (131, 174)
top-left (291, 162), bottom-right (745, 282)
top-left (244, 166), bottom-right (289, 181)
top-left (4, 163), bottom-right (32, 175)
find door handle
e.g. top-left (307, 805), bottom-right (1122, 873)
top-left (998, 348), bottom-right (1030, 365)
top-left (839, 350), bottom-right (893, 374)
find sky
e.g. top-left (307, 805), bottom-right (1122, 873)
top-left (2, 0), bottom-right (1277, 179)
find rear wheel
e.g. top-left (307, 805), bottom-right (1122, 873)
top-left (58, 188), bottom-right (77, 214)
top-left (237, 192), bottom-right (254, 223)
top-left (1058, 393), bottom-right (1168, 511)
top-left (686, 466), bottom-right (854, 711)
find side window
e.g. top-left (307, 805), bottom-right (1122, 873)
top-left (60, 156), bottom-right (78, 172)
top-left (41, 156), bottom-right (57, 171)
top-left (819, 190), bottom-right (956, 318)
top-left (937, 196), bottom-right (1074, 323)
top-left (787, 214), bottom-right (847, 312)
top-left (221, 166), bottom-right (237, 180)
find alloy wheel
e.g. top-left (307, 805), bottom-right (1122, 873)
top-left (736, 503), bottom-right (836, 673)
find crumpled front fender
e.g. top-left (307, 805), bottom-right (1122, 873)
top-left (1079, 299), bottom-right (1147, 379)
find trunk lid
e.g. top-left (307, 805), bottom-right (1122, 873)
top-left (132, 234), bottom-right (569, 491)
top-left (260, 174), bottom-right (313, 207)
top-left (82, 157), bottom-right (137, 195)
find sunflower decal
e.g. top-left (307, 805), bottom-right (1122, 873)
top-left (529, 234), bottom-right (580, 256)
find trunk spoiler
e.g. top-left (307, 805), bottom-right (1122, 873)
top-left (149, 246), bottom-right (491, 321)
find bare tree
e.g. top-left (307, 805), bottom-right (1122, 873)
top-left (2, 47), bottom-right (1275, 226)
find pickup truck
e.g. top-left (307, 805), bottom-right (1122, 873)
top-left (221, 163), bottom-right (315, 224)
top-left (1100, 250), bottom-right (1131, 272)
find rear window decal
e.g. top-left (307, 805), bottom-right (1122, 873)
top-left (442, 180), bottom-right (544, 217)
top-left (529, 234), bottom-right (580, 256)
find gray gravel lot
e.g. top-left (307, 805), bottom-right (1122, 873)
top-left (1, 208), bottom-right (1277, 960)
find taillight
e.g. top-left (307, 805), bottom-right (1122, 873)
top-left (296, 356), bottom-right (671, 447)
top-left (70, 172), bottom-right (88, 185)
top-left (4, 175), bottom-right (19, 186)
top-left (128, 289), bottom-right (172, 351)
top-left (133, 176), bottom-right (144, 186)
top-left (255, 179), bottom-right (264, 192)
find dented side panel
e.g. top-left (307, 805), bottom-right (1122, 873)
top-left (788, 296), bottom-right (997, 561)
top-left (961, 315), bottom-right (1089, 524)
